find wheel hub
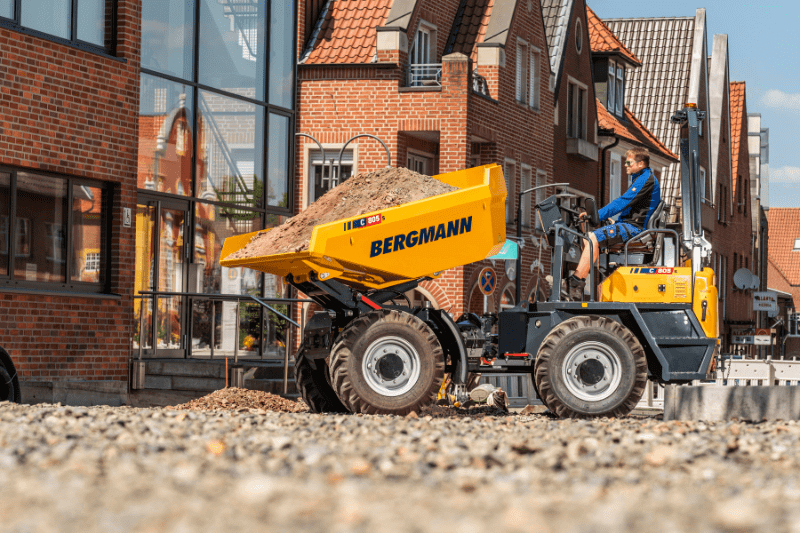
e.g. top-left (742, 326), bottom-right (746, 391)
top-left (362, 336), bottom-right (421, 397)
top-left (562, 341), bottom-right (622, 402)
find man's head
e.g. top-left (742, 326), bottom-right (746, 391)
top-left (624, 148), bottom-right (650, 176)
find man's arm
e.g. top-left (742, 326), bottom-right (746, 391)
top-left (598, 169), bottom-right (652, 221)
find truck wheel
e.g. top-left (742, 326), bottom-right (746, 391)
top-left (294, 345), bottom-right (349, 414)
top-left (328, 309), bottom-right (444, 415)
top-left (534, 316), bottom-right (646, 418)
top-left (0, 348), bottom-right (21, 404)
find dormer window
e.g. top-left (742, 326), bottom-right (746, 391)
top-left (608, 60), bottom-right (624, 115)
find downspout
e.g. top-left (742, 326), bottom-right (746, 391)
top-left (598, 131), bottom-right (620, 205)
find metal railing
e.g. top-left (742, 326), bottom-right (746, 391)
top-left (134, 290), bottom-right (312, 394)
top-left (406, 63), bottom-right (442, 87)
top-left (472, 69), bottom-right (490, 96)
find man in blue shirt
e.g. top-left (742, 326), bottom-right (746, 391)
top-left (567, 147), bottom-right (661, 298)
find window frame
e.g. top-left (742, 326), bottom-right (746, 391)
top-left (0, 0), bottom-right (118, 57)
top-left (307, 148), bottom-right (355, 206)
top-left (516, 38), bottom-right (541, 110)
top-left (520, 164), bottom-right (532, 228)
top-left (0, 165), bottom-right (112, 293)
top-left (567, 77), bottom-right (588, 140)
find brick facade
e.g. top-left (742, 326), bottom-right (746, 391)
top-left (296, 0), bottom-right (554, 316)
top-left (0, 1), bottom-right (141, 382)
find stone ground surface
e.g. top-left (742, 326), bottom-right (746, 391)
top-left (2, 400), bottom-right (800, 533)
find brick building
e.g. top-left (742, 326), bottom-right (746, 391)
top-left (767, 209), bottom-right (800, 357)
top-left (296, 0), bottom-right (554, 316)
top-left (0, 1), bottom-right (140, 390)
top-left (1, 1), bottom-right (299, 403)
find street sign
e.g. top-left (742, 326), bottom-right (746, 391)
top-left (732, 335), bottom-right (754, 345)
top-left (754, 335), bottom-right (772, 346)
top-left (478, 267), bottom-right (497, 296)
top-left (753, 291), bottom-right (778, 314)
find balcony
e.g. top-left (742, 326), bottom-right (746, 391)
top-left (406, 63), bottom-right (442, 88)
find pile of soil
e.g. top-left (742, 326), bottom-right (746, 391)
top-left (229, 167), bottom-right (458, 258)
top-left (169, 387), bottom-right (309, 413)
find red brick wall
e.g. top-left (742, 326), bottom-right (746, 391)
top-left (552, 0), bottom-right (600, 199)
top-left (296, 0), bottom-right (554, 315)
top-left (0, 0), bottom-right (141, 382)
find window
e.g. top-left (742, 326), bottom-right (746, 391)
top-left (521, 166), bottom-right (532, 227)
top-left (408, 23), bottom-right (437, 86)
top-left (794, 238), bottom-right (800, 251)
top-left (516, 40), bottom-right (541, 109)
top-left (607, 62), bottom-right (616, 113)
top-left (610, 153), bottom-right (622, 202)
top-left (407, 153), bottom-right (432, 175)
top-left (504, 160), bottom-right (516, 224)
top-left (0, 0), bottom-right (116, 52)
top-left (575, 18), bottom-right (583, 54)
top-left (567, 80), bottom-right (587, 140)
top-left (0, 168), bottom-right (109, 290)
top-left (615, 66), bottom-right (624, 115)
top-left (309, 150), bottom-right (353, 205)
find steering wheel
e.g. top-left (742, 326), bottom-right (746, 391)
top-left (583, 197), bottom-right (601, 227)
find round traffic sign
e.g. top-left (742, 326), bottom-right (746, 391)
top-left (478, 267), bottom-right (497, 296)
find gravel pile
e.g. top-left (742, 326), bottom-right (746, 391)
top-left (228, 167), bottom-right (457, 257)
top-left (2, 401), bottom-right (800, 532)
top-left (169, 387), bottom-right (309, 413)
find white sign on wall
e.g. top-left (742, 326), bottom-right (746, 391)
top-left (752, 291), bottom-right (778, 313)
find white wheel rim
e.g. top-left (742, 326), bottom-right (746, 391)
top-left (562, 340), bottom-right (623, 402)
top-left (362, 336), bottom-right (421, 397)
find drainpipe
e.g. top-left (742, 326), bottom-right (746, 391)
top-left (598, 131), bottom-right (619, 206)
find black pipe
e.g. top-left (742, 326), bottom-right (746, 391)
top-left (599, 133), bottom-right (620, 206)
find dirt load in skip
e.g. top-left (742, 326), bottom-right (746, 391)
top-left (228, 167), bottom-right (457, 259)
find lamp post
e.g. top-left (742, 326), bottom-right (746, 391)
top-left (514, 182), bottom-right (570, 304)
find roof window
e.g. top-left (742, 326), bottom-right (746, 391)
top-left (794, 238), bottom-right (800, 251)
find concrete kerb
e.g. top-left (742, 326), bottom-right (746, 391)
top-left (664, 384), bottom-right (800, 421)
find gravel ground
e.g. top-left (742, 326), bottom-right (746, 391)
top-left (2, 401), bottom-right (800, 533)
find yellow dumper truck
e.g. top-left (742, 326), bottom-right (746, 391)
top-left (221, 105), bottom-right (718, 418)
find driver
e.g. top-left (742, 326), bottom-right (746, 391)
top-left (568, 147), bottom-right (661, 298)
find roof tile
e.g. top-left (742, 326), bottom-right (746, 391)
top-left (446, 0), bottom-right (492, 62)
top-left (585, 5), bottom-right (640, 66)
top-left (729, 81), bottom-right (746, 196)
top-left (540, 0), bottom-right (572, 73)
top-left (597, 100), bottom-right (677, 161)
top-left (768, 209), bottom-right (800, 286)
top-left (303, 0), bottom-right (392, 65)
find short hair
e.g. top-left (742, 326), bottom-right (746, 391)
top-left (626, 147), bottom-right (650, 168)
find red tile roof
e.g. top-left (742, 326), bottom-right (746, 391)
top-left (597, 100), bottom-right (678, 161)
top-left (586, 5), bottom-right (641, 66)
top-left (768, 208), bottom-right (800, 286)
top-left (449, 0), bottom-right (493, 62)
top-left (303, 1), bottom-right (392, 65)
top-left (729, 81), bottom-right (746, 196)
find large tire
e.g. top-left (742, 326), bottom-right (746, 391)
top-left (294, 345), bottom-right (349, 414)
top-left (0, 348), bottom-right (21, 404)
top-left (534, 316), bottom-right (647, 418)
top-left (328, 309), bottom-right (444, 415)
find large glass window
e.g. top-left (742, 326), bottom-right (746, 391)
top-left (199, 0), bottom-right (266, 100)
top-left (0, 169), bottom-right (109, 290)
top-left (197, 89), bottom-right (265, 207)
top-left (71, 183), bottom-right (104, 283)
top-left (21, 0), bottom-right (71, 39)
top-left (1, 0), bottom-right (13, 19)
top-left (141, 0), bottom-right (195, 80)
top-left (269, 1), bottom-right (294, 109)
top-left (138, 74), bottom-right (195, 196)
top-left (267, 113), bottom-right (289, 207)
top-left (15, 173), bottom-right (68, 283)
top-left (0, 173), bottom-right (9, 276)
top-left (5, 0), bottom-right (115, 51)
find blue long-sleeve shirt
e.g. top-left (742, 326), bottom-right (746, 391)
top-left (598, 168), bottom-right (661, 228)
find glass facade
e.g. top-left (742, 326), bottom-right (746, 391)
top-left (77, 0), bottom-right (106, 45)
top-left (22, 0), bottom-right (71, 39)
top-left (137, 0), bottom-right (295, 359)
top-left (4, 0), bottom-right (114, 51)
top-left (0, 0), bottom-right (12, 19)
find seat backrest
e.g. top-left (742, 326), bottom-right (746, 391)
top-left (646, 201), bottom-right (666, 230)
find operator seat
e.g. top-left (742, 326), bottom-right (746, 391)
top-left (603, 201), bottom-right (666, 266)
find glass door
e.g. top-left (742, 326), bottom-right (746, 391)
top-left (134, 195), bottom-right (189, 358)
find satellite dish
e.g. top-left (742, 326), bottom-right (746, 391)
top-left (749, 272), bottom-right (760, 290)
top-left (734, 268), bottom-right (755, 290)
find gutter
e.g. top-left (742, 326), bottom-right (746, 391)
top-left (598, 130), bottom-right (620, 206)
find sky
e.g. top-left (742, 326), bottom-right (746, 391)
top-left (592, 1), bottom-right (800, 208)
